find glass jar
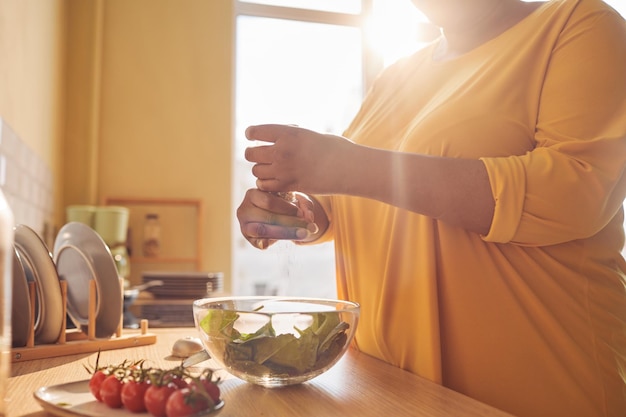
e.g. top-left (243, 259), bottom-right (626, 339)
top-left (142, 213), bottom-right (161, 257)
top-left (0, 190), bottom-right (14, 417)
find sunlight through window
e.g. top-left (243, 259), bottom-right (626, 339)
top-left (233, 0), bottom-right (437, 298)
top-left (366, 1), bottom-right (434, 67)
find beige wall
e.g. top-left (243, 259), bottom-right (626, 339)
top-left (0, 0), bottom-right (67, 224)
top-left (1, 0), bottom-right (235, 289)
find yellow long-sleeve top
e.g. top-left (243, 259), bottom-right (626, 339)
top-left (314, 0), bottom-right (626, 416)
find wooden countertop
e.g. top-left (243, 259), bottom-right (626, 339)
top-left (7, 327), bottom-right (514, 417)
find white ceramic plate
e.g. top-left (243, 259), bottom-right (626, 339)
top-left (54, 222), bottom-right (122, 339)
top-left (14, 224), bottom-right (64, 344)
top-left (34, 379), bottom-right (224, 417)
top-left (12, 247), bottom-right (32, 347)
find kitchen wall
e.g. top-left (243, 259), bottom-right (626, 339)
top-left (0, 0), bottom-right (235, 289)
top-left (0, 119), bottom-right (55, 246)
top-left (0, 0), bottom-right (66, 244)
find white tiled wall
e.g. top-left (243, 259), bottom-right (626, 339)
top-left (0, 117), bottom-right (55, 246)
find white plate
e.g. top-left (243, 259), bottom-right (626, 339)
top-left (34, 379), bottom-right (224, 417)
top-left (54, 222), bottom-right (122, 339)
top-left (14, 224), bottom-right (64, 344)
top-left (11, 247), bottom-right (32, 347)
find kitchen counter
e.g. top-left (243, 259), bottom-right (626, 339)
top-left (7, 327), bottom-right (515, 417)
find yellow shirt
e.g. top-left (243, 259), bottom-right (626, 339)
top-left (315, 0), bottom-right (626, 416)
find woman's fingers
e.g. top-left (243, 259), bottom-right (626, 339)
top-left (250, 163), bottom-right (275, 181)
top-left (245, 124), bottom-right (299, 143)
top-left (244, 144), bottom-right (274, 164)
top-left (247, 190), bottom-right (300, 217)
top-left (239, 190), bottom-right (312, 245)
top-left (251, 238), bottom-right (275, 250)
top-left (242, 222), bottom-right (312, 241)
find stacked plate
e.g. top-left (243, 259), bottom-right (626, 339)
top-left (139, 304), bottom-right (196, 327)
top-left (141, 271), bottom-right (223, 299)
top-left (11, 222), bottom-right (122, 347)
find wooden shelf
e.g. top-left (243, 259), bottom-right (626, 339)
top-left (102, 197), bottom-right (203, 272)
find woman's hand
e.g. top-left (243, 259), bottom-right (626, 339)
top-left (236, 189), bottom-right (321, 250)
top-left (245, 124), bottom-right (355, 195)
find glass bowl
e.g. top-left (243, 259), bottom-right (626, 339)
top-left (193, 296), bottom-right (359, 388)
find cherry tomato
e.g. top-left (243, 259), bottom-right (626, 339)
top-left (167, 375), bottom-right (188, 389)
top-left (190, 377), bottom-right (220, 405)
top-left (121, 380), bottom-right (150, 413)
top-left (144, 383), bottom-right (178, 417)
top-left (88, 370), bottom-right (107, 402)
top-left (165, 388), bottom-right (210, 417)
top-left (99, 374), bottom-right (124, 408)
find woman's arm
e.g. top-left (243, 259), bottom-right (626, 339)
top-left (245, 125), bottom-right (495, 235)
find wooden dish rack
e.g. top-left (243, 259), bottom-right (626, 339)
top-left (11, 279), bottom-right (156, 362)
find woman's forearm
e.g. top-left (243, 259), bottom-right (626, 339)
top-left (341, 144), bottom-right (495, 235)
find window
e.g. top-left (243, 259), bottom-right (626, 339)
top-left (232, 1), bottom-right (432, 298)
top-left (232, 9), bottom-right (363, 299)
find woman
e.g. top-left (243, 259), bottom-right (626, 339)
top-left (237, 0), bottom-right (626, 416)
